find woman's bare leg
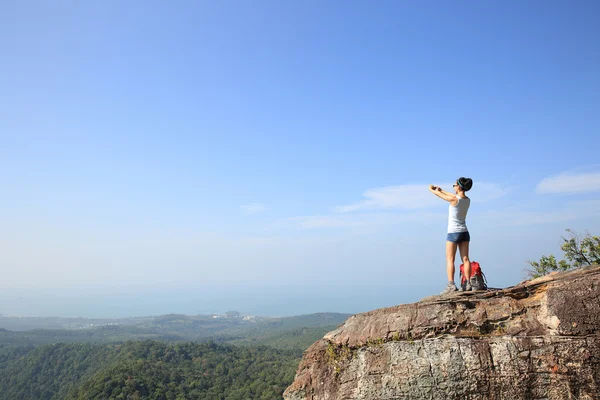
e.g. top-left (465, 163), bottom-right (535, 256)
top-left (446, 241), bottom-right (458, 282)
top-left (458, 241), bottom-right (471, 282)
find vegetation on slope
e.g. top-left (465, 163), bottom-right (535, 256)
top-left (0, 341), bottom-right (299, 400)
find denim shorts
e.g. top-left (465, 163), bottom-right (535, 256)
top-left (447, 231), bottom-right (470, 243)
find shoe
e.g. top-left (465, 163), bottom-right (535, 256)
top-left (459, 282), bottom-right (472, 292)
top-left (440, 282), bottom-right (458, 295)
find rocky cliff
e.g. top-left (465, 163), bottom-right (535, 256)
top-left (284, 266), bottom-right (600, 400)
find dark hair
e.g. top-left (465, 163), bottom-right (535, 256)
top-left (457, 177), bottom-right (473, 191)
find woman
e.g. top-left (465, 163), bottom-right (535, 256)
top-left (429, 177), bottom-right (473, 294)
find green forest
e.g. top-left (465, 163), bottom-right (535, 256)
top-left (0, 312), bottom-right (350, 399)
top-left (0, 341), bottom-right (298, 399)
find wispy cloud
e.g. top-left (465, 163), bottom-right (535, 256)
top-left (240, 203), bottom-right (269, 214)
top-left (335, 185), bottom-right (438, 213)
top-left (536, 171), bottom-right (600, 194)
top-left (284, 180), bottom-right (509, 232)
top-left (291, 212), bottom-right (443, 230)
top-left (335, 182), bottom-right (509, 213)
top-left (481, 200), bottom-right (600, 227)
top-left (474, 182), bottom-right (512, 202)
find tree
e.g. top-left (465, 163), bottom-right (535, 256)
top-left (526, 229), bottom-right (600, 278)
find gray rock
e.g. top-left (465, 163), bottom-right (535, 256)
top-left (284, 265), bottom-right (600, 400)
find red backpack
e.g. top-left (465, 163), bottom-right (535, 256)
top-left (459, 261), bottom-right (487, 291)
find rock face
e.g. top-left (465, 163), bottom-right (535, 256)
top-left (284, 266), bottom-right (600, 400)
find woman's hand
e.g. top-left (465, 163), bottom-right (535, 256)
top-left (430, 184), bottom-right (458, 204)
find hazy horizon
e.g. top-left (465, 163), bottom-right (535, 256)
top-left (2, 1), bottom-right (599, 320)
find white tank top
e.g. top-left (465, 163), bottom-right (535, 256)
top-left (448, 195), bottom-right (470, 233)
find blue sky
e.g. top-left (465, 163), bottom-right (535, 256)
top-left (1, 1), bottom-right (599, 317)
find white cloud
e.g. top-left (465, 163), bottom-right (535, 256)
top-left (335, 185), bottom-right (438, 213)
top-left (481, 200), bottom-right (600, 227)
top-left (475, 182), bottom-right (512, 202)
top-left (335, 182), bottom-right (509, 213)
top-left (283, 180), bottom-right (508, 233)
top-left (240, 203), bottom-right (268, 214)
top-left (291, 212), bottom-right (444, 230)
top-left (536, 172), bottom-right (600, 194)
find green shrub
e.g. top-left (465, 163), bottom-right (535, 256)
top-left (526, 229), bottom-right (600, 278)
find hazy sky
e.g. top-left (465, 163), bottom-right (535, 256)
top-left (2, 1), bottom-right (599, 317)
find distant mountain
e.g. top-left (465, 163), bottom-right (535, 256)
top-left (0, 312), bottom-right (351, 350)
top-left (0, 315), bottom-right (150, 331)
top-left (226, 326), bottom-right (337, 350)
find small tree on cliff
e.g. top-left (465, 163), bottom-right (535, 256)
top-left (526, 229), bottom-right (600, 278)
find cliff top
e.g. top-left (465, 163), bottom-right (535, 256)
top-left (285, 265), bottom-right (600, 400)
top-left (324, 265), bottom-right (600, 348)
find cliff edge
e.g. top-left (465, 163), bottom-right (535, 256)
top-left (284, 266), bottom-right (600, 400)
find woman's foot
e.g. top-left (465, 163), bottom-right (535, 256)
top-left (440, 282), bottom-right (458, 295)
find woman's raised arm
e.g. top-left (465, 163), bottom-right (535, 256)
top-left (429, 185), bottom-right (458, 204)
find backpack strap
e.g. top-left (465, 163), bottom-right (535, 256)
top-left (481, 271), bottom-right (488, 290)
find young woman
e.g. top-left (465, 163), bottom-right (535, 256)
top-left (429, 177), bottom-right (473, 294)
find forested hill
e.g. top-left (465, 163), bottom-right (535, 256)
top-left (0, 312), bottom-right (352, 399)
top-left (0, 312), bottom-right (352, 398)
top-left (0, 341), bottom-right (299, 400)
top-left (0, 312), bottom-right (351, 351)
